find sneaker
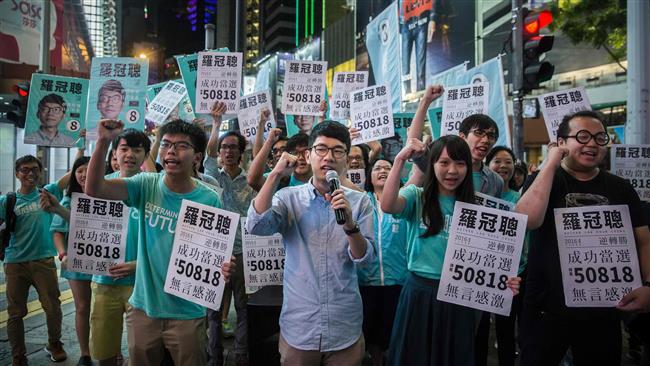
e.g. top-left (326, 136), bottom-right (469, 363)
top-left (76, 355), bottom-right (92, 366)
top-left (12, 355), bottom-right (28, 366)
top-left (44, 341), bottom-right (67, 362)
top-left (222, 321), bottom-right (234, 339)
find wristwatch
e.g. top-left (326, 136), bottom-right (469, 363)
top-left (344, 222), bottom-right (360, 236)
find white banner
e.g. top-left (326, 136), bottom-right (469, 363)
top-left (196, 51), bottom-right (243, 114)
top-left (68, 193), bottom-right (130, 275)
top-left (474, 192), bottom-right (515, 212)
top-left (331, 71), bottom-right (369, 120)
top-left (241, 217), bottom-right (285, 294)
top-left (281, 60), bottom-right (327, 116)
top-left (437, 202), bottom-right (526, 316)
top-left (164, 200), bottom-right (239, 311)
top-left (237, 90), bottom-right (276, 144)
top-left (610, 145), bottom-right (650, 202)
top-left (538, 86), bottom-right (591, 142)
top-left (347, 169), bottom-right (366, 189)
top-left (350, 85), bottom-right (395, 145)
top-left (440, 82), bottom-right (489, 136)
top-left (554, 205), bottom-right (642, 307)
top-left (145, 81), bottom-right (188, 125)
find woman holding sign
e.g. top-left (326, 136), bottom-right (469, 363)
top-left (50, 157), bottom-right (94, 366)
top-left (381, 136), bottom-right (520, 365)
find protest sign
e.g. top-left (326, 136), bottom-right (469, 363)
top-left (428, 63), bottom-right (469, 109)
top-left (195, 51), bottom-right (243, 114)
top-left (611, 145), bottom-right (650, 202)
top-left (437, 202), bottom-right (527, 315)
top-left (86, 57), bottom-right (149, 140)
top-left (347, 169), bottom-right (366, 189)
top-left (237, 90), bottom-right (275, 144)
top-left (146, 80), bottom-right (195, 123)
top-left (538, 86), bottom-right (591, 142)
top-left (145, 80), bottom-right (188, 125)
top-left (330, 71), bottom-right (369, 121)
top-left (440, 82), bottom-right (489, 136)
top-left (350, 85), bottom-right (394, 145)
top-left (24, 73), bottom-right (87, 148)
top-left (67, 193), bottom-right (130, 276)
top-left (281, 60), bottom-right (327, 116)
top-left (475, 192), bottom-right (515, 211)
top-left (554, 205), bottom-right (642, 307)
top-left (164, 200), bottom-right (239, 311)
top-left (241, 217), bottom-right (285, 294)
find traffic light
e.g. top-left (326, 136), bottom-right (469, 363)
top-left (4, 81), bottom-right (30, 128)
top-left (522, 8), bottom-right (555, 93)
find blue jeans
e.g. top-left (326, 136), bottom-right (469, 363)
top-left (401, 22), bottom-right (427, 93)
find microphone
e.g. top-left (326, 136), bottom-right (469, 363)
top-left (325, 170), bottom-right (347, 225)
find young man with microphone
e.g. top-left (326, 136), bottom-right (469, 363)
top-left (245, 120), bottom-right (375, 365)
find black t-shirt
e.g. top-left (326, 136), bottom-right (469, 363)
top-left (523, 167), bottom-right (648, 314)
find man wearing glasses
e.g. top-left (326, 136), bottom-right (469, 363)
top-left (245, 120), bottom-right (375, 364)
top-left (25, 94), bottom-right (75, 147)
top-left (97, 80), bottom-right (125, 120)
top-left (516, 110), bottom-right (650, 365)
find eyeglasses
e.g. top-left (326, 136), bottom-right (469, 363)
top-left (160, 140), bottom-right (195, 151)
top-left (219, 144), bottom-right (240, 151)
top-left (372, 164), bottom-right (391, 172)
top-left (288, 149), bottom-right (309, 158)
top-left (561, 130), bottom-right (610, 146)
top-left (99, 95), bottom-right (124, 104)
top-left (39, 106), bottom-right (64, 114)
top-left (311, 145), bottom-right (347, 159)
top-left (470, 129), bottom-right (498, 142)
top-left (17, 167), bottom-right (40, 174)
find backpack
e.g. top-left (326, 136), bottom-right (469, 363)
top-left (0, 192), bottom-right (17, 261)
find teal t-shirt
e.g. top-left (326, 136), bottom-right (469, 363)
top-left (124, 173), bottom-right (222, 319)
top-left (394, 185), bottom-right (455, 280)
top-left (50, 196), bottom-right (93, 281)
top-left (500, 189), bottom-right (528, 274)
top-left (0, 183), bottom-right (62, 263)
top-left (91, 172), bottom-right (139, 286)
top-left (289, 175), bottom-right (307, 187)
top-left (472, 171), bottom-right (482, 192)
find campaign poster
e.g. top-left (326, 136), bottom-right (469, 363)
top-left (610, 145), bottom-right (650, 202)
top-left (164, 200), bottom-right (239, 311)
top-left (67, 193), bottom-right (130, 276)
top-left (86, 57), bottom-right (149, 140)
top-left (24, 73), bottom-right (87, 148)
top-left (195, 51), bottom-right (243, 114)
top-left (554, 205), bottom-right (642, 307)
top-left (538, 87), bottom-right (592, 142)
top-left (440, 82), bottom-right (489, 136)
top-left (349, 84), bottom-right (395, 145)
top-left (146, 80), bottom-right (196, 123)
top-left (241, 217), bottom-right (285, 294)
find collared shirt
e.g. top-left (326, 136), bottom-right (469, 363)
top-left (474, 163), bottom-right (504, 197)
top-left (24, 129), bottom-right (75, 147)
top-left (246, 180), bottom-right (375, 352)
top-left (204, 157), bottom-right (256, 254)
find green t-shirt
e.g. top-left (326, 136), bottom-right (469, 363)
top-left (0, 183), bottom-right (62, 263)
top-left (472, 171), bottom-right (482, 193)
top-left (124, 173), bottom-right (222, 319)
top-left (394, 184), bottom-right (455, 280)
top-left (91, 171), bottom-right (140, 286)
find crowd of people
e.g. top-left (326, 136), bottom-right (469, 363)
top-left (2, 84), bottom-right (650, 366)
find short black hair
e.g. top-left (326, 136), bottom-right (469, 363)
top-left (485, 146), bottom-right (515, 166)
top-left (365, 158), bottom-right (401, 193)
top-left (15, 155), bottom-right (43, 172)
top-left (112, 128), bottom-right (151, 155)
top-left (286, 133), bottom-right (309, 153)
top-left (158, 119), bottom-right (208, 155)
top-left (67, 156), bottom-right (91, 197)
top-left (556, 110), bottom-right (607, 142)
top-left (37, 94), bottom-right (66, 117)
top-left (309, 120), bottom-right (351, 152)
top-left (218, 131), bottom-right (247, 153)
top-left (459, 114), bottom-right (499, 137)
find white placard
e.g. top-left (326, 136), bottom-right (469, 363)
top-left (538, 86), bottom-right (591, 142)
top-left (195, 51), bottom-right (243, 114)
top-left (331, 71), bottom-right (369, 120)
top-left (164, 200), bottom-right (239, 311)
top-left (281, 60), bottom-right (328, 116)
top-left (347, 169), bottom-right (366, 189)
top-left (440, 82), bottom-right (489, 136)
top-left (611, 145), bottom-right (650, 202)
top-left (554, 205), bottom-right (642, 307)
top-left (68, 193), bottom-right (130, 275)
top-left (237, 90), bottom-right (276, 144)
top-left (146, 81), bottom-right (188, 125)
top-left (241, 217), bottom-right (285, 294)
top-left (437, 202), bottom-right (527, 316)
top-left (475, 192), bottom-right (515, 212)
top-left (349, 85), bottom-right (395, 145)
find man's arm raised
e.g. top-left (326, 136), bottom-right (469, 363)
top-left (85, 119), bottom-right (129, 201)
